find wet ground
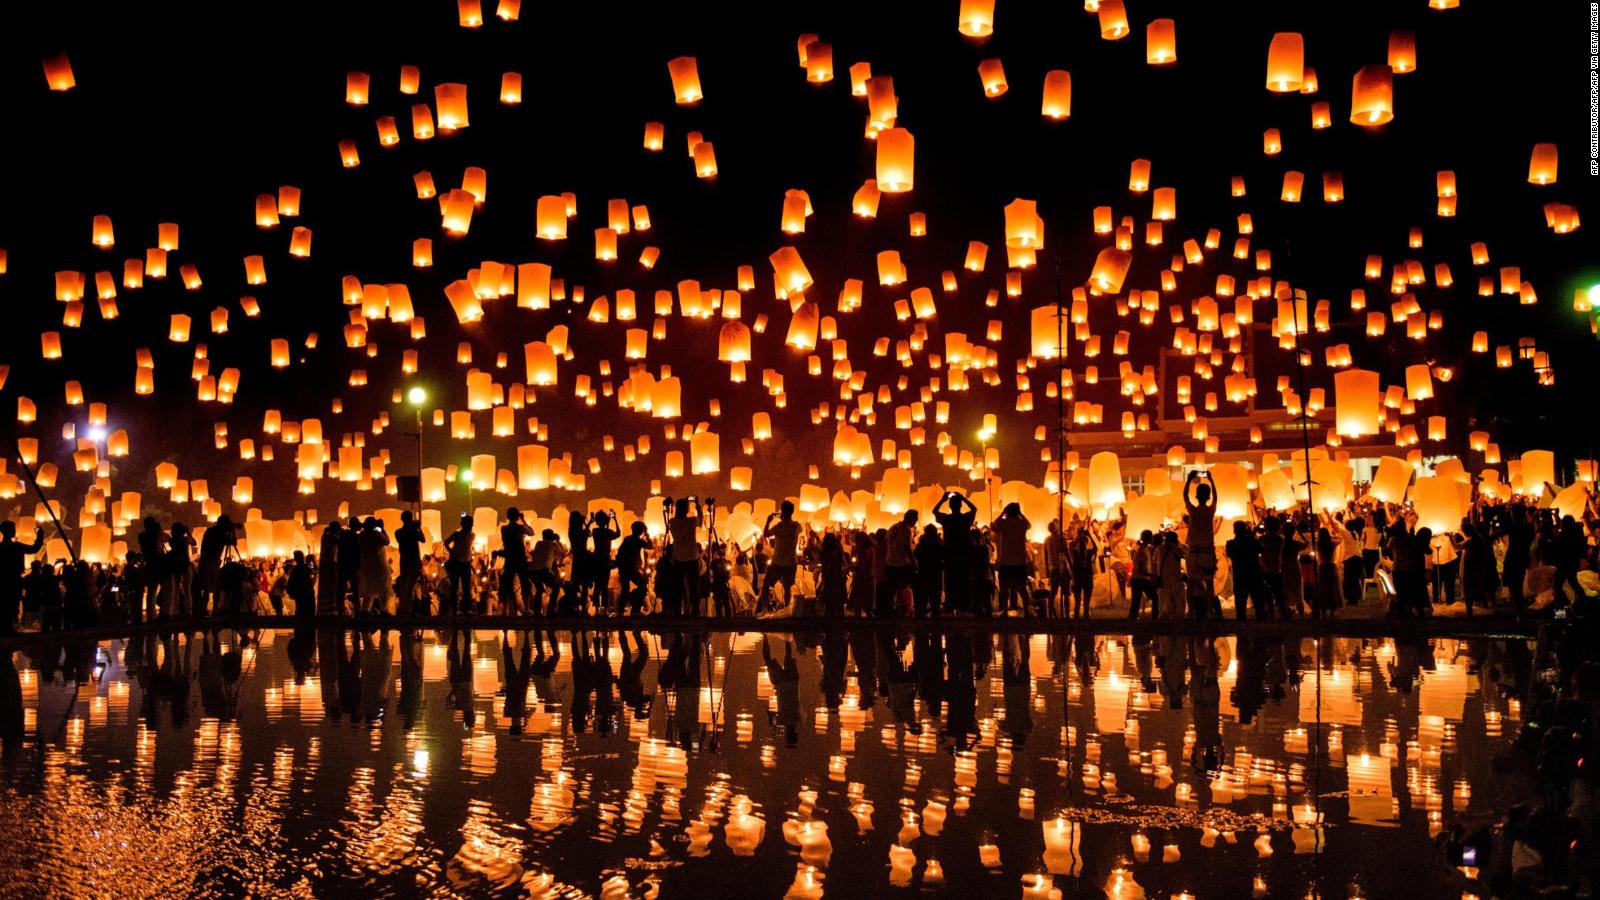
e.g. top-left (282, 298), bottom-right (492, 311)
top-left (0, 624), bottom-right (1541, 898)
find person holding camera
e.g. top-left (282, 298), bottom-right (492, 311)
top-left (759, 500), bottom-right (802, 613)
top-left (666, 497), bottom-right (703, 616)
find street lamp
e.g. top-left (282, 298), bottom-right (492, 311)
top-left (406, 386), bottom-right (427, 516)
top-left (978, 424), bottom-right (996, 524)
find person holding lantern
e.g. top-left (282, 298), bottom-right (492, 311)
top-left (1183, 471), bottom-right (1220, 620)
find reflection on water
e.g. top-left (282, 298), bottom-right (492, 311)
top-left (0, 627), bottom-right (1538, 898)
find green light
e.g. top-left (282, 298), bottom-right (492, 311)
top-left (407, 385), bottom-right (427, 406)
top-left (1589, 283), bottom-right (1600, 307)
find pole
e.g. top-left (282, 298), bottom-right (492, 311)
top-left (414, 407), bottom-right (424, 520)
top-left (1053, 256), bottom-right (1068, 543)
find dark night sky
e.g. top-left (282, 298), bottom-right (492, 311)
top-left (0, 0), bottom-right (1594, 522)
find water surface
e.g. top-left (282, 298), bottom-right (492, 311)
top-left (0, 627), bottom-right (1526, 898)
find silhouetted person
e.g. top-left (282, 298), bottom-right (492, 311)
top-left (287, 550), bottom-right (315, 618)
top-left (933, 492), bottom-right (976, 615)
top-left (317, 521), bottom-right (342, 614)
top-left (442, 514), bottom-right (475, 614)
top-left (992, 503), bottom-right (1032, 616)
top-left (914, 525), bottom-right (944, 618)
top-left (1226, 521), bottom-right (1265, 620)
top-left (0, 521), bottom-right (45, 635)
top-left (502, 631), bottom-right (533, 735)
top-left (759, 500), bottom-right (803, 612)
top-left (762, 637), bottom-right (801, 746)
top-left (616, 522), bottom-right (650, 615)
top-left (338, 517), bottom-right (363, 610)
top-left (395, 511), bottom-right (425, 615)
top-left (499, 507), bottom-right (535, 614)
top-left (588, 511), bottom-right (621, 611)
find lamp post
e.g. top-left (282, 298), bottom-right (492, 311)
top-left (978, 424), bottom-right (996, 524)
top-left (406, 385), bottom-right (427, 518)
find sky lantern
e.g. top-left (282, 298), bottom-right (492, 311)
top-left (338, 140), bottom-right (360, 168)
top-left (435, 83), bottom-right (469, 129)
top-left (1089, 248), bottom-right (1132, 294)
top-left (1096, 0), bottom-right (1128, 39)
top-left (876, 127), bottom-right (914, 192)
top-left (1088, 452), bottom-right (1125, 507)
top-left (690, 431), bottom-right (720, 474)
top-left (42, 52), bottom-right (75, 91)
top-left (1405, 363), bottom-right (1434, 400)
top-left (1004, 198), bottom-right (1041, 248)
top-left (958, 0), bottom-right (995, 37)
top-left (977, 59), bottom-right (1007, 97)
top-left (652, 377), bottom-right (682, 418)
top-left (1266, 33), bottom-right (1305, 91)
top-left (781, 190), bottom-right (809, 233)
top-left (786, 301), bottom-right (821, 351)
top-left (535, 195), bottom-right (568, 239)
top-left (805, 43), bottom-right (833, 82)
top-left (91, 215), bottom-right (114, 248)
top-left (500, 71), bottom-right (523, 104)
top-left (1146, 19), bottom-right (1176, 65)
top-left (1528, 144), bottom-right (1558, 184)
top-left (412, 104), bottom-right (435, 139)
top-left (643, 121), bottom-right (664, 151)
top-left (852, 180), bottom-right (881, 217)
top-left (1368, 456), bottom-right (1411, 503)
top-left (1041, 70), bottom-right (1072, 119)
top-left (668, 56), bottom-right (703, 104)
top-left (866, 75), bottom-right (898, 132)
top-left (770, 246), bottom-right (814, 296)
top-left (1350, 65), bottom-right (1394, 125)
top-left (719, 321), bottom-right (751, 362)
top-left (1387, 31), bottom-right (1417, 73)
top-left (1334, 368), bottom-right (1380, 436)
top-left (595, 227), bottom-right (618, 261)
top-left (445, 279), bottom-right (484, 323)
top-left (693, 141), bottom-right (718, 178)
top-left (345, 71), bottom-right (369, 105)
top-left (876, 250), bottom-right (906, 286)
top-left (848, 61), bottom-right (872, 95)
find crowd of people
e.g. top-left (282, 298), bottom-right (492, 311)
top-left (2, 475), bottom-right (1597, 634)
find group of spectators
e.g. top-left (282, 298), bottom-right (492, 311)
top-left (1, 476), bottom-right (1596, 633)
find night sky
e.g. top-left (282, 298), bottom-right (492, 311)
top-left (2, 0), bottom-right (1594, 524)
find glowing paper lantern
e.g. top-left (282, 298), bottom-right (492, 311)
top-left (1266, 33), bottom-right (1305, 91)
top-left (1411, 477), bottom-right (1462, 535)
top-left (1331, 366), bottom-right (1382, 432)
top-left (1041, 71), bottom-right (1072, 119)
top-left (535, 195), bottom-right (567, 239)
top-left (876, 128), bottom-right (914, 193)
top-left (1146, 19), bottom-right (1176, 65)
top-left (957, 0), bottom-right (995, 37)
top-left (1405, 364), bottom-right (1434, 401)
top-left (1088, 452), bottom-right (1124, 508)
top-left (1350, 65), bottom-right (1394, 126)
top-left (1521, 450), bottom-right (1555, 495)
top-left (1528, 144), bottom-right (1558, 185)
top-left (42, 52), bottom-right (76, 91)
top-left (435, 83), bottom-right (469, 130)
top-left (668, 56), bottom-right (703, 104)
top-left (1368, 456), bottom-right (1412, 504)
top-left (1089, 248), bottom-right (1132, 294)
top-left (977, 59), bottom-right (1007, 97)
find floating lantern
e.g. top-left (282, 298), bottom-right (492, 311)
top-left (42, 52), bottom-right (75, 91)
top-left (668, 56), bottom-right (702, 104)
top-left (977, 58), bottom-right (1007, 96)
top-left (1041, 70), bottom-right (1072, 119)
top-left (958, 0), bottom-right (995, 37)
top-left (876, 128), bottom-right (914, 192)
top-left (1146, 19), bottom-right (1176, 64)
top-left (1528, 143), bottom-right (1558, 185)
top-left (435, 83), bottom-right (469, 129)
top-left (1266, 33), bottom-right (1305, 91)
top-left (1350, 65), bottom-right (1394, 125)
top-left (1387, 31), bottom-right (1417, 73)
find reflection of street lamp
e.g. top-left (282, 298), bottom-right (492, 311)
top-left (406, 386), bottom-right (427, 516)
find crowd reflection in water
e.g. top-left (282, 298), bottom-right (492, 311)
top-left (1, 623), bottom-right (1596, 898)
